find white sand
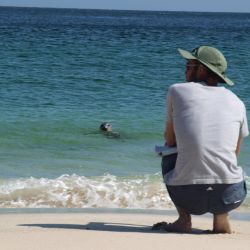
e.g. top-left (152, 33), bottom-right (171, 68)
top-left (0, 210), bottom-right (250, 250)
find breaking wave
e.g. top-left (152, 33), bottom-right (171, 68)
top-left (0, 173), bottom-right (174, 209)
top-left (1, 174), bottom-right (249, 210)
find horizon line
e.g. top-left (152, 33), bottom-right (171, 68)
top-left (0, 5), bottom-right (250, 14)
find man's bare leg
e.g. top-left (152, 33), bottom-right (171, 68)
top-left (152, 206), bottom-right (192, 233)
top-left (173, 206), bottom-right (192, 232)
top-left (213, 213), bottom-right (232, 234)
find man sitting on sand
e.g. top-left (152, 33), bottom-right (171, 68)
top-left (153, 46), bottom-right (249, 234)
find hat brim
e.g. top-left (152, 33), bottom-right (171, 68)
top-left (178, 48), bottom-right (234, 86)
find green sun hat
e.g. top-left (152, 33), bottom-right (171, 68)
top-left (178, 46), bottom-right (234, 86)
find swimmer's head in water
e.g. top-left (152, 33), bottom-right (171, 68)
top-left (100, 122), bottom-right (112, 132)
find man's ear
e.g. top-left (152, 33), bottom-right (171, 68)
top-left (197, 64), bottom-right (208, 79)
top-left (198, 64), bottom-right (205, 73)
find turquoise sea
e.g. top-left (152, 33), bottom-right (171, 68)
top-left (0, 7), bottom-right (249, 210)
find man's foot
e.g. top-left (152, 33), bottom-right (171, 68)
top-left (152, 221), bottom-right (168, 230)
top-left (213, 213), bottom-right (232, 234)
top-left (152, 220), bottom-right (192, 233)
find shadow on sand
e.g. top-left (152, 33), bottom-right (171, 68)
top-left (18, 222), bottom-right (209, 234)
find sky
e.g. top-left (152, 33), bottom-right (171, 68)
top-left (0, 0), bottom-right (249, 13)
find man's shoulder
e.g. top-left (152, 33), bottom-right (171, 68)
top-left (223, 88), bottom-right (244, 104)
top-left (168, 82), bottom-right (192, 92)
top-left (217, 88), bottom-right (247, 115)
top-left (168, 82), bottom-right (197, 95)
top-left (169, 82), bottom-right (191, 88)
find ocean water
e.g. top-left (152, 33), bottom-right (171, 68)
top-left (0, 7), bottom-right (250, 210)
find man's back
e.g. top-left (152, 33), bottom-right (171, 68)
top-left (165, 82), bottom-right (248, 185)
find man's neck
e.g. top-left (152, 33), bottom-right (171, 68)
top-left (203, 79), bottom-right (219, 86)
top-left (205, 82), bottom-right (218, 87)
top-left (198, 81), bottom-right (218, 87)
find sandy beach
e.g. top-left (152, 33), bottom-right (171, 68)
top-left (0, 209), bottom-right (249, 250)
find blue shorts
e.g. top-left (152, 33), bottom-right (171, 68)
top-left (161, 154), bottom-right (247, 215)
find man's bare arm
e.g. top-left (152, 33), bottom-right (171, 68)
top-left (165, 93), bottom-right (176, 147)
top-left (235, 137), bottom-right (242, 156)
top-left (164, 121), bottom-right (176, 147)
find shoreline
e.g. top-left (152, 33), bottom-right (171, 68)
top-left (1, 207), bottom-right (250, 221)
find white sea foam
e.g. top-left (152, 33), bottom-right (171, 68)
top-left (1, 174), bottom-right (249, 209)
top-left (0, 173), bottom-right (174, 209)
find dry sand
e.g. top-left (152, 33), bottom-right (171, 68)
top-left (0, 209), bottom-right (249, 250)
